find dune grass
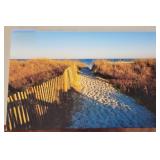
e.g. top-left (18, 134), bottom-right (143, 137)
top-left (9, 59), bottom-right (86, 92)
top-left (92, 59), bottom-right (156, 113)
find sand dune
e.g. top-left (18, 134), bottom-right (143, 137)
top-left (68, 72), bottom-right (156, 128)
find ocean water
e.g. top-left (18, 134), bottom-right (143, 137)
top-left (80, 58), bottom-right (134, 63)
top-left (79, 59), bottom-right (135, 68)
top-left (79, 59), bottom-right (95, 65)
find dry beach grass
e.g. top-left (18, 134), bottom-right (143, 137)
top-left (92, 59), bottom-right (156, 113)
top-left (9, 59), bottom-right (86, 92)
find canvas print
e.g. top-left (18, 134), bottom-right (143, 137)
top-left (5, 27), bottom-right (156, 131)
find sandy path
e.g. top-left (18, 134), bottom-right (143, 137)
top-left (68, 73), bottom-right (156, 128)
top-left (80, 75), bottom-right (130, 110)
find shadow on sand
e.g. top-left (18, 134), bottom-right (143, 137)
top-left (8, 87), bottom-right (156, 132)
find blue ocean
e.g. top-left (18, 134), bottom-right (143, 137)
top-left (79, 59), bottom-right (134, 65)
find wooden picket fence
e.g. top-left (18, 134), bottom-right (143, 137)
top-left (6, 65), bottom-right (80, 131)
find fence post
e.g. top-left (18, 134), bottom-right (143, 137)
top-left (6, 64), bottom-right (82, 131)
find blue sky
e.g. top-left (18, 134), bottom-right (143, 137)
top-left (11, 30), bottom-right (156, 59)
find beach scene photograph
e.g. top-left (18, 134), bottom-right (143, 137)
top-left (5, 27), bottom-right (156, 132)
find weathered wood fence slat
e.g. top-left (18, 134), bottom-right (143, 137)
top-left (6, 65), bottom-right (80, 131)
